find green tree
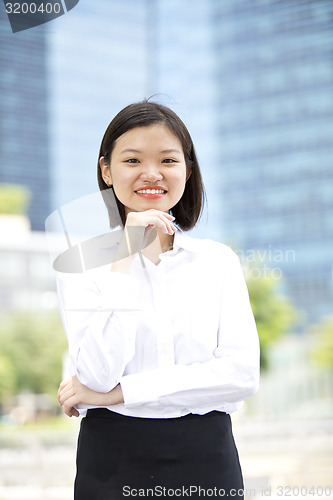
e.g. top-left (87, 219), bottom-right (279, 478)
top-left (0, 183), bottom-right (30, 215)
top-left (0, 354), bottom-right (16, 400)
top-left (311, 316), bottom-right (333, 368)
top-left (0, 312), bottom-right (67, 404)
top-left (246, 271), bottom-right (297, 370)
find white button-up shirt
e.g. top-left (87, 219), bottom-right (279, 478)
top-left (56, 229), bottom-right (260, 418)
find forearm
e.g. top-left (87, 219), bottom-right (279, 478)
top-left (58, 377), bottom-right (124, 417)
top-left (78, 383), bottom-right (124, 407)
top-left (103, 383), bottom-right (124, 405)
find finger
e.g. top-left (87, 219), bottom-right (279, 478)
top-left (158, 215), bottom-right (177, 235)
top-left (127, 210), bottom-right (175, 229)
top-left (58, 380), bottom-right (73, 403)
top-left (163, 217), bottom-right (178, 233)
top-left (153, 219), bottom-right (170, 235)
top-left (59, 381), bottom-right (73, 398)
top-left (158, 212), bottom-right (175, 220)
top-left (149, 214), bottom-right (176, 235)
top-left (147, 209), bottom-right (175, 219)
top-left (63, 406), bottom-right (79, 418)
top-left (58, 385), bottom-right (68, 405)
top-left (58, 378), bottom-right (72, 391)
top-left (58, 386), bottom-right (74, 406)
top-left (148, 210), bottom-right (176, 228)
top-left (63, 394), bottom-right (80, 412)
top-left (63, 406), bottom-right (72, 417)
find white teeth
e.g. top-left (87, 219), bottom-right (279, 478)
top-left (136, 189), bottom-right (165, 194)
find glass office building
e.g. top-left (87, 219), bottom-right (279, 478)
top-left (211, 0), bottom-right (333, 324)
top-left (150, 0), bottom-right (221, 239)
top-left (0, 15), bottom-right (50, 230)
top-left (47, 0), bottom-right (148, 211)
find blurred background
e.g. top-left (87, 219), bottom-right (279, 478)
top-left (0, 0), bottom-right (332, 499)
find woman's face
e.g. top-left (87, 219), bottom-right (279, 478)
top-left (100, 124), bottom-right (191, 217)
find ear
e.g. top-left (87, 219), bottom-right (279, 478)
top-left (99, 157), bottom-right (112, 187)
top-left (186, 166), bottom-right (192, 182)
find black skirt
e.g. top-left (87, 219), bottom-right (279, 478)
top-left (74, 409), bottom-right (244, 500)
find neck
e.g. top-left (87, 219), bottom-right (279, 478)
top-left (156, 228), bottom-right (174, 253)
top-left (141, 228), bottom-right (174, 264)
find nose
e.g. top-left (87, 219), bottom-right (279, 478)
top-left (139, 163), bottom-right (163, 183)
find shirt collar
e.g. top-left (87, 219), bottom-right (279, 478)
top-left (108, 226), bottom-right (198, 254)
top-left (172, 229), bottom-right (198, 253)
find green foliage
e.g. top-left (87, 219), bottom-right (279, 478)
top-left (0, 355), bottom-right (16, 399)
top-left (0, 183), bottom-right (31, 215)
top-left (0, 312), bottom-right (67, 403)
top-left (310, 316), bottom-right (333, 368)
top-left (246, 272), bottom-right (297, 370)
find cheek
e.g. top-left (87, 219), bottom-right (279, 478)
top-left (171, 171), bottom-right (187, 193)
top-left (112, 171), bottom-right (135, 192)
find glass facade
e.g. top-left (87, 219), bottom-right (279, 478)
top-left (0, 15), bottom-right (50, 230)
top-left (152, 0), bottom-right (220, 239)
top-left (212, 0), bottom-right (333, 324)
top-left (47, 0), bottom-right (148, 211)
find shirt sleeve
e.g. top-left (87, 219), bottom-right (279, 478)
top-left (56, 269), bottom-right (141, 392)
top-left (120, 250), bottom-right (260, 408)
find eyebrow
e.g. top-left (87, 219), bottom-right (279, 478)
top-left (120, 148), bottom-right (182, 154)
top-left (161, 149), bottom-right (182, 154)
top-left (120, 149), bottom-right (141, 154)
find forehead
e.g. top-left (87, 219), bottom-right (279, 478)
top-left (113, 124), bottom-right (183, 153)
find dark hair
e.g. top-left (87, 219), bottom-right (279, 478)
top-left (97, 100), bottom-right (205, 231)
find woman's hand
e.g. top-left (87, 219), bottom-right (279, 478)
top-left (126, 209), bottom-right (177, 237)
top-left (111, 209), bottom-right (177, 272)
top-left (124, 209), bottom-right (177, 255)
top-left (58, 376), bottom-right (124, 417)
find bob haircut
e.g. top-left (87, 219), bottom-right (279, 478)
top-left (97, 100), bottom-right (205, 231)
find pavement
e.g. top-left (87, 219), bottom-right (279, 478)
top-left (0, 417), bottom-right (332, 500)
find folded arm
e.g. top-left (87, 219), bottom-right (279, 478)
top-left (58, 375), bottom-right (124, 417)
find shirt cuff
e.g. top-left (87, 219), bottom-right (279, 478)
top-left (120, 364), bottom-right (206, 407)
top-left (120, 370), bottom-right (161, 406)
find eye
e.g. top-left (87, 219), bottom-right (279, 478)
top-left (162, 158), bottom-right (177, 164)
top-left (125, 158), bottom-right (140, 164)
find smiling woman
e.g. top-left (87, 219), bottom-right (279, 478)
top-left (97, 101), bottom-right (205, 231)
top-left (56, 100), bottom-right (260, 500)
top-left (99, 124), bottom-right (191, 220)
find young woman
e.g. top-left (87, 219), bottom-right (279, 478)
top-left (57, 101), bottom-right (260, 500)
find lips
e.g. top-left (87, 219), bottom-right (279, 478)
top-left (136, 189), bottom-right (166, 194)
top-left (134, 185), bottom-right (167, 199)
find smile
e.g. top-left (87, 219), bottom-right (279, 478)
top-left (135, 189), bottom-right (166, 194)
top-left (134, 188), bottom-right (167, 199)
